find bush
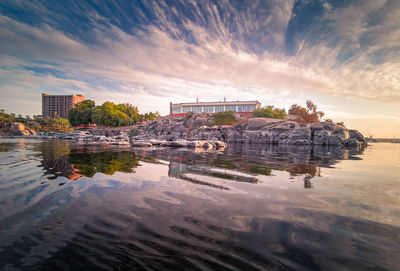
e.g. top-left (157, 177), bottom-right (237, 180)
top-left (212, 111), bottom-right (237, 126)
top-left (184, 112), bottom-right (194, 119)
top-left (253, 106), bottom-right (287, 119)
top-left (288, 100), bottom-right (324, 123)
top-left (130, 129), bottom-right (138, 136)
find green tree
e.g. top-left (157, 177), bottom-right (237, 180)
top-left (140, 111), bottom-right (161, 122)
top-left (116, 103), bottom-right (141, 124)
top-left (253, 106), bottom-right (287, 119)
top-left (68, 100), bottom-right (96, 126)
top-left (92, 102), bottom-right (130, 126)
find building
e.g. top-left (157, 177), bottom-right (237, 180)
top-left (170, 98), bottom-right (261, 115)
top-left (42, 93), bottom-right (85, 119)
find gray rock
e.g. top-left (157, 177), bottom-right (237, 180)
top-left (349, 130), bottom-right (367, 145)
top-left (248, 118), bottom-right (282, 130)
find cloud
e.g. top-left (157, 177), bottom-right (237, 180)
top-left (0, 0), bottom-right (399, 121)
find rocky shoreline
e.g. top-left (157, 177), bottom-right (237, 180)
top-left (1, 113), bottom-right (368, 149)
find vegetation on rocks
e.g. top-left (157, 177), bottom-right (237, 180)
top-left (325, 119), bottom-right (346, 127)
top-left (212, 111), bottom-right (238, 126)
top-left (130, 129), bottom-right (138, 136)
top-left (0, 109), bottom-right (15, 126)
top-left (38, 116), bottom-right (72, 133)
top-left (253, 106), bottom-right (287, 119)
top-left (1, 109), bottom-right (72, 133)
top-left (288, 100), bottom-right (324, 123)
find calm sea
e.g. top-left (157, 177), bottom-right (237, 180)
top-left (0, 138), bottom-right (399, 270)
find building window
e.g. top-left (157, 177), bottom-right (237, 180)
top-left (192, 106), bottom-right (202, 113)
top-left (203, 106), bottom-right (213, 113)
top-left (225, 105), bottom-right (236, 112)
top-left (215, 105), bottom-right (224, 112)
top-left (182, 106), bottom-right (191, 113)
top-left (172, 107), bottom-right (181, 114)
top-left (238, 105), bottom-right (256, 112)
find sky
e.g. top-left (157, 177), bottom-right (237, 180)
top-left (0, 0), bottom-right (399, 138)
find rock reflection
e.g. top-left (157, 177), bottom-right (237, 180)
top-left (36, 140), bottom-right (365, 189)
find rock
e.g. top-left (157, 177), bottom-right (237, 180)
top-left (284, 127), bottom-right (312, 145)
top-left (131, 141), bottom-right (152, 147)
top-left (248, 118), bottom-right (282, 130)
top-left (201, 141), bottom-right (213, 149)
top-left (313, 129), bottom-right (330, 145)
top-left (32, 112), bottom-right (366, 148)
top-left (345, 138), bottom-right (362, 147)
top-left (349, 130), bottom-right (367, 145)
top-left (9, 122), bottom-right (36, 136)
top-left (148, 139), bottom-right (167, 145)
top-left (209, 140), bottom-right (227, 148)
top-left (161, 140), bottom-right (191, 147)
top-left (287, 115), bottom-right (305, 123)
top-left (327, 127), bottom-right (349, 146)
top-left (110, 141), bottom-right (130, 146)
top-left (221, 126), bottom-right (242, 143)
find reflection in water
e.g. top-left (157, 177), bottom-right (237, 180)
top-left (68, 152), bottom-right (140, 177)
top-left (35, 141), bottom-right (365, 189)
top-left (2, 139), bottom-right (400, 270)
top-left (34, 141), bottom-right (141, 180)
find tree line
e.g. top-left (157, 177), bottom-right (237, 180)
top-left (68, 100), bottom-right (160, 127)
top-left (252, 100), bottom-right (334, 124)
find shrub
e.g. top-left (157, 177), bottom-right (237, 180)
top-left (288, 100), bottom-right (324, 123)
top-left (185, 112), bottom-right (194, 119)
top-left (212, 111), bottom-right (237, 126)
top-left (253, 106), bottom-right (287, 119)
top-left (130, 129), bottom-right (138, 136)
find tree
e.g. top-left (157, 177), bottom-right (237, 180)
top-left (253, 106), bottom-right (287, 119)
top-left (92, 102), bottom-right (130, 126)
top-left (140, 111), bottom-right (161, 122)
top-left (288, 100), bottom-right (324, 123)
top-left (68, 100), bottom-right (96, 126)
top-left (116, 103), bottom-right (141, 124)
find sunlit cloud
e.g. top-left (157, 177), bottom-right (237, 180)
top-left (0, 0), bottom-right (399, 136)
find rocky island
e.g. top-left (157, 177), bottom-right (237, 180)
top-left (2, 112), bottom-right (366, 149)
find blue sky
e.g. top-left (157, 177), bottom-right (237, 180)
top-left (0, 0), bottom-right (399, 137)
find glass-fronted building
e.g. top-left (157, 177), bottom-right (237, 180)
top-left (170, 99), bottom-right (261, 115)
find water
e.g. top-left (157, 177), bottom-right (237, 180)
top-left (0, 138), bottom-right (399, 270)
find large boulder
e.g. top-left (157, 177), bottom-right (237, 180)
top-left (349, 130), bottom-right (367, 145)
top-left (248, 118), bottom-right (282, 130)
top-left (9, 122), bottom-right (35, 136)
top-left (284, 126), bottom-right (312, 145)
top-left (188, 126), bottom-right (222, 140)
top-left (220, 126), bottom-right (242, 143)
top-left (328, 127), bottom-right (349, 146)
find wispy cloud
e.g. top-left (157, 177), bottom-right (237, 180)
top-left (0, 0), bottom-right (399, 134)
